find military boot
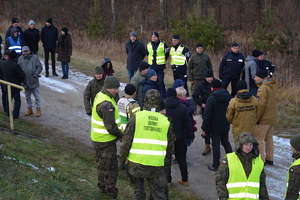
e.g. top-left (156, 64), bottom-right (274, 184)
top-left (202, 144), bottom-right (211, 155)
top-left (36, 108), bottom-right (41, 117)
top-left (25, 107), bottom-right (33, 116)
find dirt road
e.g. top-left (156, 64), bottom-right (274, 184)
top-left (9, 62), bottom-right (295, 200)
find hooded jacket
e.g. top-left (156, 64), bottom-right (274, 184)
top-left (5, 25), bottom-right (24, 45)
top-left (243, 55), bottom-right (258, 89)
top-left (100, 57), bottom-right (115, 77)
top-left (4, 28), bottom-right (24, 51)
top-left (202, 88), bottom-right (232, 134)
top-left (226, 89), bottom-right (258, 141)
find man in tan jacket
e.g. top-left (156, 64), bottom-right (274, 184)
top-left (254, 70), bottom-right (277, 165)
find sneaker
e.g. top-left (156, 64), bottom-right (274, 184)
top-left (178, 179), bottom-right (188, 186)
top-left (207, 165), bottom-right (217, 171)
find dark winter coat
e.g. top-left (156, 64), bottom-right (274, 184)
top-left (41, 24), bottom-right (58, 49)
top-left (130, 70), bottom-right (147, 106)
top-left (256, 59), bottom-right (275, 78)
top-left (56, 33), bottom-right (72, 63)
top-left (187, 52), bottom-right (212, 81)
top-left (4, 28), bottom-right (24, 51)
top-left (24, 28), bottom-right (40, 52)
top-left (140, 78), bottom-right (158, 106)
top-left (201, 88), bottom-right (232, 134)
top-left (219, 51), bottom-right (245, 80)
top-left (100, 57), bottom-right (115, 77)
top-left (126, 40), bottom-right (146, 71)
top-left (192, 79), bottom-right (212, 107)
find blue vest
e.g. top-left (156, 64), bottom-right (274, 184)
top-left (8, 36), bottom-right (22, 54)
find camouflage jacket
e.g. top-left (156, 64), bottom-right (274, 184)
top-left (286, 151), bottom-right (300, 200)
top-left (83, 77), bottom-right (105, 115)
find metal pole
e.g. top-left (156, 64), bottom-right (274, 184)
top-left (7, 85), bottom-right (14, 130)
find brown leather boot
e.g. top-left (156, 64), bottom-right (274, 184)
top-left (25, 107), bottom-right (33, 116)
top-left (202, 144), bottom-right (211, 155)
top-left (36, 108), bottom-right (41, 117)
top-left (178, 179), bottom-right (188, 186)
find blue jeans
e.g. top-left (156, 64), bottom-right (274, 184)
top-left (25, 87), bottom-right (41, 108)
top-left (61, 62), bottom-right (69, 76)
top-left (250, 87), bottom-right (258, 97)
top-left (5, 91), bottom-right (21, 119)
top-left (127, 69), bottom-right (136, 82)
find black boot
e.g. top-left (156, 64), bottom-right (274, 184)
top-left (61, 75), bottom-right (66, 79)
top-left (45, 71), bottom-right (49, 77)
top-left (53, 71), bottom-right (58, 76)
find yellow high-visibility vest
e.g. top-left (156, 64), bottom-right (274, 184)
top-left (147, 42), bottom-right (166, 65)
top-left (285, 158), bottom-right (300, 199)
top-left (170, 45), bottom-right (185, 65)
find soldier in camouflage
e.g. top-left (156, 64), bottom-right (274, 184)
top-left (119, 89), bottom-right (175, 200)
top-left (216, 132), bottom-right (269, 200)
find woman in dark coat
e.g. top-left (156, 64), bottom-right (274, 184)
top-left (56, 27), bottom-right (72, 79)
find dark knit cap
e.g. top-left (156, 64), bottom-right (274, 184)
top-left (4, 51), bottom-right (10, 56)
top-left (125, 84), bottom-right (136, 95)
top-left (139, 61), bottom-right (150, 71)
top-left (130, 31), bottom-right (137, 37)
top-left (61, 27), bottom-right (68, 34)
top-left (166, 87), bottom-right (177, 97)
top-left (290, 134), bottom-right (300, 152)
top-left (172, 79), bottom-right (185, 89)
top-left (172, 35), bottom-right (180, 40)
top-left (9, 50), bottom-right (17, 59)
top-left (255, 70), bottom-right (268, 79)
top-left (12, 18), bottom-right (18, 24)
top-left (205, 69), bottom-right (214, 78)
top-left (46, 18), bottom-right (53, 24)
top-left (211, 79), bottom-right (222, 88)
top-left (152, 32), bottom-right (159, 38)
top-left (95, 66), bottom-right (104, 74)
top-left (104, 76), bottom-right (120, 89)
top-left (146, 69), bottom-right (156, 78)
top-left (232, 43), bottom-right (239, 47)
top-left (196, 43), bottom-right (203, 48)
top-left (252, 49), bottom-right (260, 57)
top-left (237, 80), bottom-right (248, 91)
top-left (259, 50), bottom-right (264, 56)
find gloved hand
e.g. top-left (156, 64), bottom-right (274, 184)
top-left (118, 164), bottom-right (126, 170)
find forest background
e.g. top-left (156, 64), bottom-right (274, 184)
top-left (0, 0), bottom-right (299, 127)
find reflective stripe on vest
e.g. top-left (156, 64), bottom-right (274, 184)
top-left (90, 91), bottom-right (121, 142)
top-left (147, 42), bottom-right (166, 65)
top-left (8, 36), bottom-right (22, 54)
top-left (117, 97), bottom-right (140, 131)
top-left (128, 110), bottom-right (170, 166)
top-left (226, 152), bottom-right (264, 200)
top-left (170, 46), bottom-right (185, 65)
top-left (285, 158), bottom-right (300, 199)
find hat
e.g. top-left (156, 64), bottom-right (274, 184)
top-left (252, 49), bottom-right (260, 57)
top-left (146, 69), bottom-right (156, 78)
top-left (166, 87), bottom-right (177, 97)
top-left (232, 43), bottom-right (239, 47)
top-left (139, 61), bottom-right (150, 71)
top-left (4, 51), bottom-right (10, 56)
top-left (125, 84), bottom-right (136, 95)
top-left (196, 43), bottom-right (203, 48)
top-left (22, 46), bottom-right (30, 51)
top-left (28, 20), bottom-right (35, 26)
top-left (259, 51), bottom-right (264, 56)
top-left (172, 35), bottom-right (180, 40)
top-left (211, 79), bottom-right (222, 88)
top-left (104, 76), bottom-right (120, 89)
top-left (12, 18), bottom-right (18, 24)
top-left (172, 79), bottom-right (185, 89)
top-left (95, 66), bottom-right (104, 74)
top-left (9, 50), bottom-right (17, 59)
top-left (130, 31), bottom-right (137, 37)
top-left (205, 69), bottom-right (214, 78)
top-left (61, 27), bottom-right (68, 34)
top-left (46, 18), bottom-right (53, 24)
top-left (255, 70), bottom-right (268, 79)
top-left (152, 32), bottom-right (159, 38)
top-left (290, 134), bottom-right (300, 152)
top-left (237, 80), bottom-right (248, 91)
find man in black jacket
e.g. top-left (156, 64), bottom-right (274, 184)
top-left (165, 87), bottom-right (193, 186)
top-left (24, 20), bottom-right (40, 55)
top-left (201, 79), bottom-right (232, 171)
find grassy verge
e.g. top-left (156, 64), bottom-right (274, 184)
top-left (0, 111), bottom-right (201, 200)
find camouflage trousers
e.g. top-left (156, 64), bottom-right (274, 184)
top-left (95, 144), bottom-right (118, 199)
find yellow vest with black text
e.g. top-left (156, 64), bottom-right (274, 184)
top-left (285, 158), bottom-right (300, 199)
top-left (226, 153), bottom-right (264, 200)
top-left (170, 45), bottom-right (185, 65)
top-left (147, 42), bottom-right (166, 65)
top-left (90, 91), bottom-right (121, 142)
top-left (128, 110), bottom-right (170, 166)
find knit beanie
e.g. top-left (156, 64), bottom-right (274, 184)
top-left (4, 51), bottom-right (10, 56)
top-left (130, 31), bottom-right (137, 37)
top-left (205, 69), bottom-right (214, 78)
top-left (95, 66), bottom-right (104, 74)
top-left (290, 134), bottom-right (300, 152)
top-left (152, 32), bottom-right (159, 38)
top-left (232, 43), bottom-right (239, 47)
top-left (125, 84), bottom-right (136, 95)
top-left (252, 49), bottom-right (260, 57)
top-left (104, 76), bottom-right (120, 89)
top-left (139, 61), bottom-right (150, 71)
top-left (172, 79), bottom-right (185, 89)
top-left (166, 87), bottom-right (177, 97)
top-left (196, 43), bottom-right (203, 48)
top-left (146, 69), bottom-right (156, 78)
top-left (61, 27), bottom-right (68, 34)
top-left (9, 50), bottom-right (17, 59)
top-left (211, 79), bottom-right (222, 88)
top-left (12, 18), bottom-right (18, 24)
top-left (28, 20), bottom-right (35, 26)
top-left (255, 70), bottom-right (268, 79)
top-left (237, 80), bottom-right (248, 91)
top-left (46, 18), bottom-right (53, 24)
top-left (172, 35), bottom-right (180, 40)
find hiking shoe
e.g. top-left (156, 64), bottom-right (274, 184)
top-left (178, 179), bottom-right (188, 186)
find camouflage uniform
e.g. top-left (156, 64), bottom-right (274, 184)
top-left (286, 151), bottom-right (300, 199)
top-left (216, 132), bottom-right (269, 200)
top-left (92, 89), bottom-right (123, 199)
top-left (119, 89), bottom-right (175, 200)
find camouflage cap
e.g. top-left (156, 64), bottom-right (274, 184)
top-left (143, 89), bottom-right (161, 110)
top-left (235, 132), bottom-right (258, 151)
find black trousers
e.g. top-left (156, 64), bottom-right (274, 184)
top-left (211, 133), bottom-right (232, 169)
top-left (44, 47), bottom-right (56, 73)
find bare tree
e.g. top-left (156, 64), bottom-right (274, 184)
top-left (111, 0), bottom-right (116, 29)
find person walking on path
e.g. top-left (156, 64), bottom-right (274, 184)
top-left (18, 46), bottom-right (43, 117)
top-left (24, 20), bottom-right (40, 55)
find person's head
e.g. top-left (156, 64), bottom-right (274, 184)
top-left (211, 79), bottom-right (222, 91)
top-left (9, 50), bottom-right (17, 60)
top-left (104, 76), bottom-right (120, 97)
top-left (236, 132), bottom-right (259, 154)
top-left (166, 87), bottom-right (177, 97)
top-left (176, 87), bottom-right (187, 99)
top-left (94, 66), bottom-right (104, 80)
top-left (258, 51), bottom-right (265, 61)
top-left (252, 49), bottom-right (260, 58)
top-left (172, 35), bottom-right (180, 46)
top-left (12, 18), bottom-right (18, 27)
top-left (61, 27), bottom-right (68, 35)
top-left (130, 31), bottom-right (137, 43)
top-left (172, 79), bottom-right (185, 89)
top-left (151, 32), bottom-right (159, 43)
top-left (139, 61), bottom-right (150, 75)
top-left (231, 43), bottom-right (239, 54)
top-left (10, 27), bottom-right (18, 37)
top-left (237, 80), bottom-right (248, 91)
top-left (290, 134), bottom-right (300, 154)
top-left (46, 18), bottom-right (53, 27)
top-left (146, 69), bottom-right (157, 81)
top-left (125, 84), bottom-right (136, 96)
top-left (205, 69), bottom-right (214, 83)
top-left (3, 51), bottom-right (10, 60)
top-left (196, 43), bottom-right (204, 54)
top-left (143, 89), bottom-right (161, 111)
top-left (22, 46), bottom-right (31, 57)
top-left (28, 20), bottom-right (35, 29)
top-left (254, 70), bottom-right (268, 83)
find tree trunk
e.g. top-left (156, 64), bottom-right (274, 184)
top-left (111, 0), bottom-right (116, 29)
